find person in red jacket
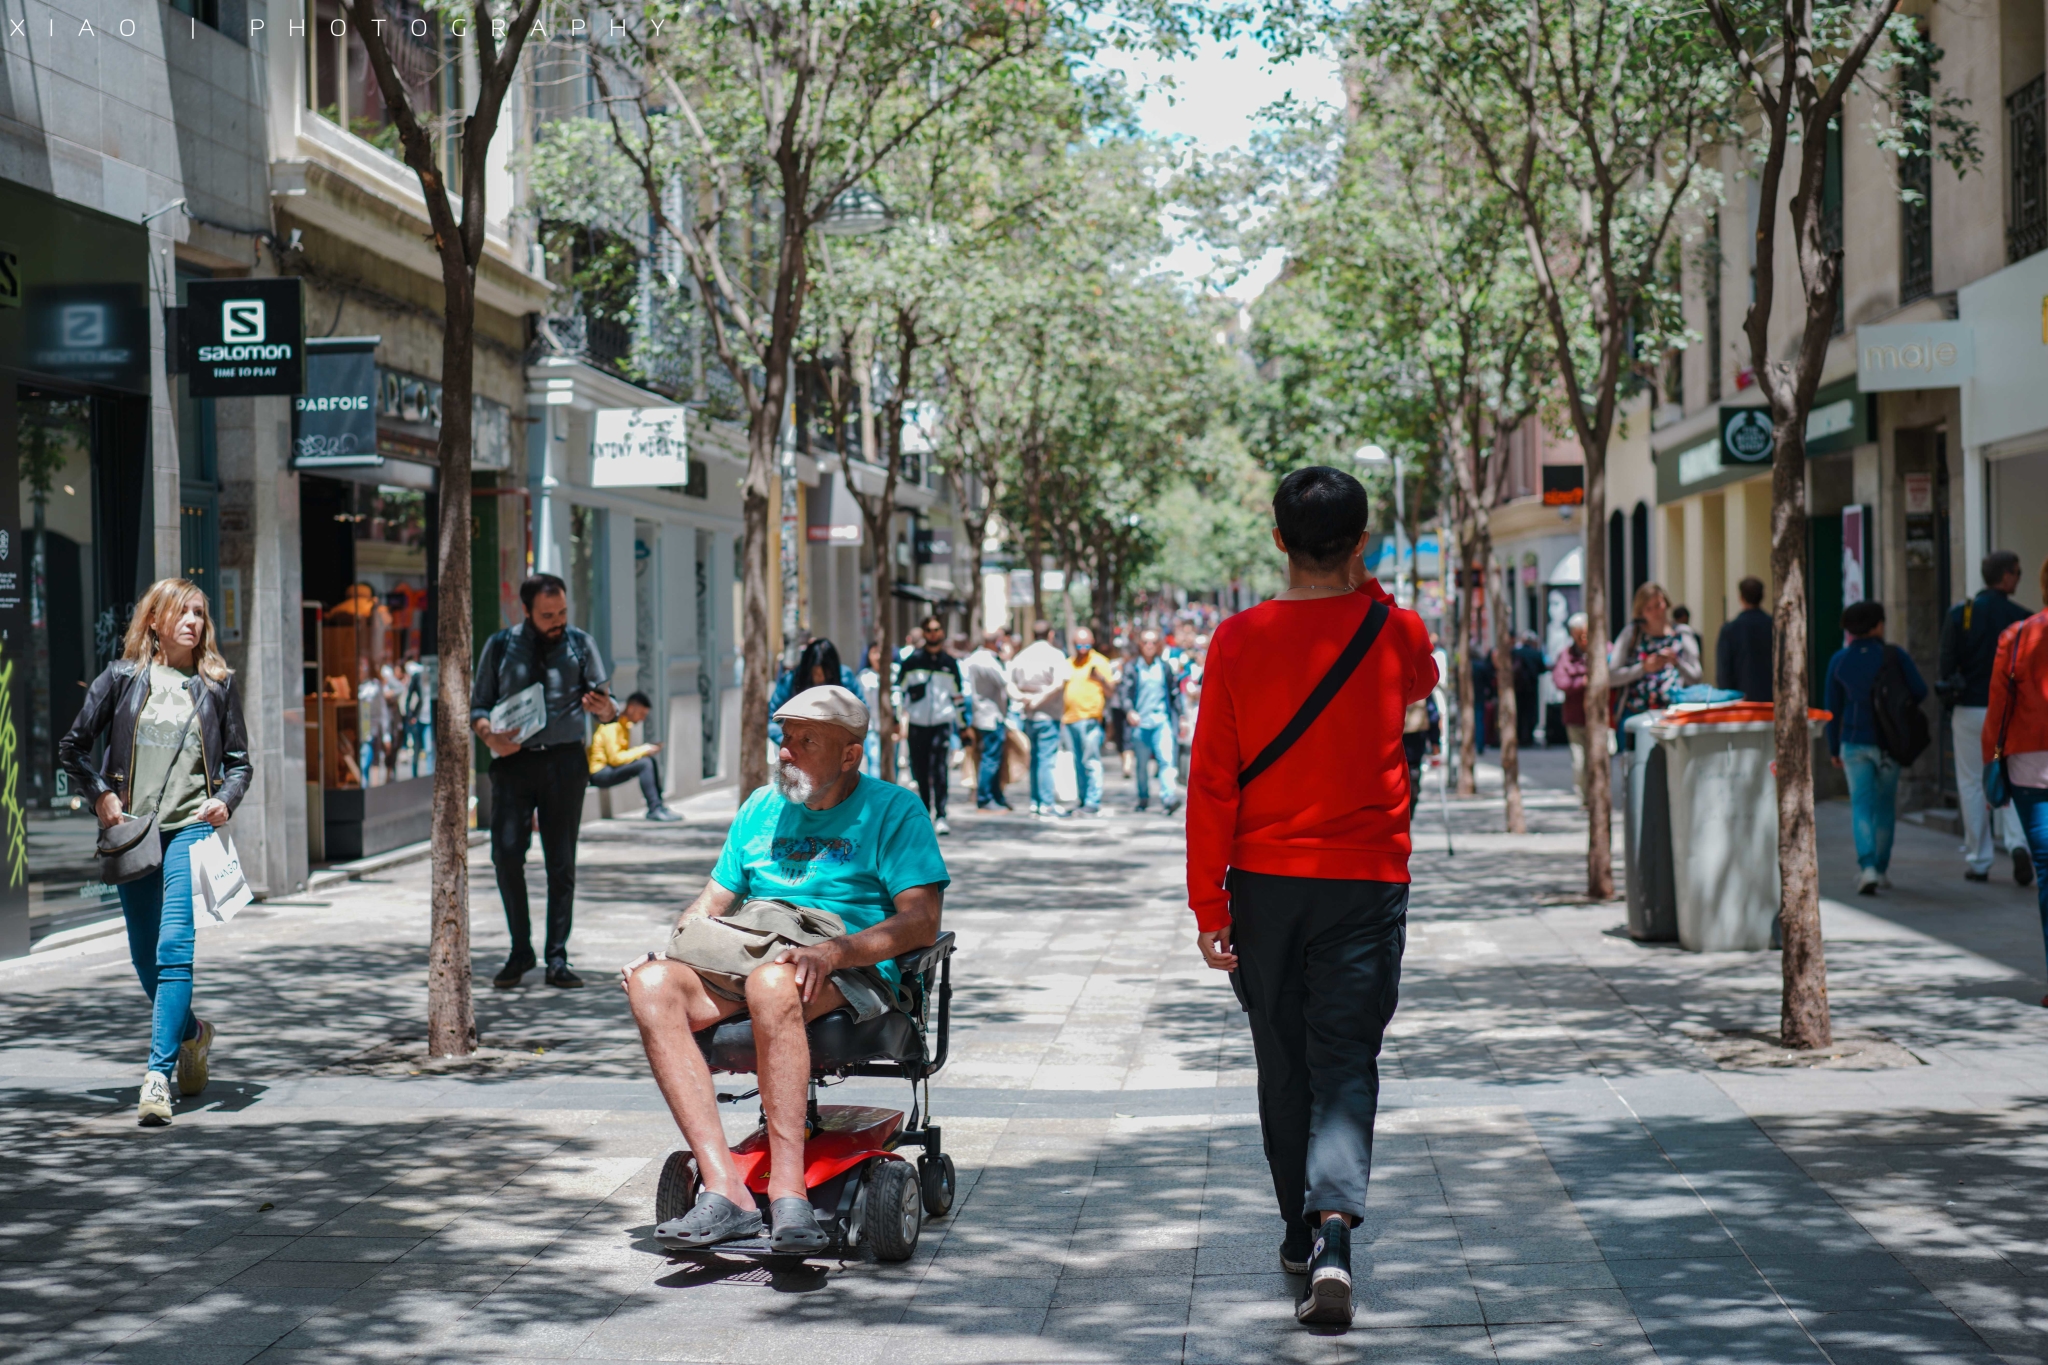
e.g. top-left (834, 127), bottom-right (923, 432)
top-left (1186, 465), bottom-right (1437, 1328)
top-left (1982, 554), bottom-right (2048, 1002)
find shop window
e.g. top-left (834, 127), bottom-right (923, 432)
top-left (571, 503), bottom-right (609, 658)
top-left (301, 475), bottom-right (434, 793)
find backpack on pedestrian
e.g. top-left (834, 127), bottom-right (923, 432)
top-left (1871, 645), bottom-right (1932, 766)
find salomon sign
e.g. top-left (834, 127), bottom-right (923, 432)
top-left (183, 278), bottom-right (304, 397)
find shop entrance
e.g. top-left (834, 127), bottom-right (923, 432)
top-left (298, 466), bottom-right (438, 862)
top-left (6, 383), bottom-right (151, 949)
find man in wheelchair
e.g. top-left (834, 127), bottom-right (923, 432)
top-left (620, 684), bottom-right (948, 1254)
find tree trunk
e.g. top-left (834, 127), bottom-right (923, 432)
top-left (1453, 548), bottom-right (1479, 797)
top-left (426, 277), bottom-right (477, 1060)
top-left (739, 350), bottom-right (792, 800)
top-left (1491, 547), bottom-right (1526, 835)
top-left (1581, 443), bottom-right (1615, 901)
top-left (1770, 419), bottom-right (1828, 1048)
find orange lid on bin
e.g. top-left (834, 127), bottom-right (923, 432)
top-left (1658, 702), bottom-right (1832, 726)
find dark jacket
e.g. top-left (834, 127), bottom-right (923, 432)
top-left (470, 623), bottom-right (610, 751)
top-left (58, 661), bottom-right (253, 814)
top-left (1715, 606), bottom-right (1774, 703)
top-left (1939, 589), bottom-right (2034, 707)
top-left (1824, 636), bottom-right (1928, 756)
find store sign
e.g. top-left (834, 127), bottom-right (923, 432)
top-left (1721, 408), bottom-right (1775, 464)
top-left (293, 337), bottom-right (381, 469)
top-left (0, 246), bottom-right (19, 309)
top-left (806, 472), bottom-right (863, 544)
top-left (1540, 464), bottom-right (1584, 506)
top-left (183, 278), bottom-right (305, 397)
top-left (1842, 504), bottom-right (1870, 610)
top-left (1856, 321), bottom-right (1974, 391)
top-left (25, 284), bottom-right (147, 391)
top-left (591, 407), bottom-right (688, 486)
top-left (914, 527), bottom-right (953, 566)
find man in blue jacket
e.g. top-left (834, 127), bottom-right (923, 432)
top-left (1114, 628), bottom-right (1184, 814)
top-left (1939, 550), bottom-right (2038, 885)
top-left (1825, 600), bottom-right (1927, 896)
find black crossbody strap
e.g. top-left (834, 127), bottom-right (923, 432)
top-left (1238, 598), bottom-right (1391, 788)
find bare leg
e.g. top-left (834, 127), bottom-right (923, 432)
top-left (743, 963), bottom-right (847, 1203)
top-left (623, 959), bottom-right (751, 1205)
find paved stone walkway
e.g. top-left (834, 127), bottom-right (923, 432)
top-left (5, 748), bottom-right (2048, 1363)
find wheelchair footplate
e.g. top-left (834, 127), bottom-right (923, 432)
top-left (655, 1105), bottom-right (933, 1262)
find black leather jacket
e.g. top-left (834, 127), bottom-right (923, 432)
top-left (58, 660), bottom-right (253, 814)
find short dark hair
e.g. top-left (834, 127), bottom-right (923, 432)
top-left (1032, 619), bottom-right (1053, 640)
top-left (519, 573), bottom-right (568, 610)
top-left (1671, 604), bottom-right (1690, 623)
top-left (1842, 599), bottom-right (1885, 636)
top-left (921, 614), bottom-right (945, 631)
top-left (1273, 466), bottom-right (1368, 570)
top-left (1984, 549), bottom-right (2023, 587)
top-left (625, 691), bottom-right (653, 710)
top-left (1738, 576), bottom-right (1765, 607)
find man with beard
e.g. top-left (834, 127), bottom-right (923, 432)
top-left (473, 573), bottom-right (618, 989)
top-left (618, 685), bottom-right (947, 1252)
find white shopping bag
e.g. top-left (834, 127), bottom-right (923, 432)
top-left (190, 830), bottom-right (253, 924)
top-left (1053, 749), bottom-right (1079, 805)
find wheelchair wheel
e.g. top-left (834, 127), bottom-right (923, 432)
top-left (919, 1153), bottom-right (955, 1219)
top-left (866, 1159), bottom-right (922, 1262)
top-left (654, 1151), bottom-right (701, 1225)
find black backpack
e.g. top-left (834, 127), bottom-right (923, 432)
top-left (1870, 645), bottom-right (1931, 766)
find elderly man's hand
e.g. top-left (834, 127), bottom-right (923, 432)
top-left (773, 940), bottom-right (843, 1003)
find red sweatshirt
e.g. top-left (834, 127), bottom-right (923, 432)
top-left (1185, 580), bottom-right (1438, 931)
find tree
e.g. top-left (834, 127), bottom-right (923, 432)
top-left (1699, 0), bottom-right (1977, 1048)
top-left (589, 0), bottom-right (1047, 798)
top-left (342, 0), bottom-right (544, 1057)
top-left (1355, 0), bottom-right (1730, 896)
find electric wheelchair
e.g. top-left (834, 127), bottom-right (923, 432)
top-left (652, 930), bottom-right (957, 1262)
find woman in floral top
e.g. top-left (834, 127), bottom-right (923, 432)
top-left (1609, 582), bottom-right (1702, 744)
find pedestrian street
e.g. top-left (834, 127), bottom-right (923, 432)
top-left (5, 754), bottom-right (2048, 1363)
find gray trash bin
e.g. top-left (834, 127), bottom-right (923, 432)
top-left (1645, 716), bottom-right (1781, 952)
top-left (1621, 711), bottom-right (1676, 941)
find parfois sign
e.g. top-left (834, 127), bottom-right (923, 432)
top-left (183, 278), bottom-right (305, 397)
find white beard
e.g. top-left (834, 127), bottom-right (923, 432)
top-left (772, 761), bottom-right (819, 805)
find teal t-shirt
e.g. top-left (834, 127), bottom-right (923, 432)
top-left (710, 774), bottom-right (949, 985)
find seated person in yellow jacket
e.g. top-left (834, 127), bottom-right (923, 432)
top-left (588, 691), bottom-right (681, 822)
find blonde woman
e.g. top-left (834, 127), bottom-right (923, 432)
top-left (1608, 581), bottom-right (1703, 743)
top-left (58, 579), bottom-right (251, 1127)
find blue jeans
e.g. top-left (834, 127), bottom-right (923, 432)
top-left (1066, 718), bottom-right (1105, 811)
top-left (976, 727), bottom-right (1007, 807)
top-left (118, 823), bottom-right (211, 1076)
top-left (1841, 742), bottom-right (1900, 873)
top-left (1026, 715), bottom-right (1061, 808)
top-left (1133, 717), bottom-right (1178, 810)
top-left (2012, 787), bottom-right (2048, 977)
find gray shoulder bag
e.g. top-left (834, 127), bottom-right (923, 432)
top-left (96, 703), bottom-right (199, 886)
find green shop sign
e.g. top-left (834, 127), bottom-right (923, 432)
top-left (1659, 377), bottom-right (1872, 503)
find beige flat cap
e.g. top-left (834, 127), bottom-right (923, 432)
top-left (772, 683), bottom-right (869, 735)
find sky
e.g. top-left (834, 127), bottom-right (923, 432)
top-left (1095, 34), bottom-right (1344, 301)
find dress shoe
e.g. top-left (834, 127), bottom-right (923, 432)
top-left (545, 962), bottom-right (585, 989)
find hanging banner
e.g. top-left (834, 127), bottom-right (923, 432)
top-left (591, 408), bottom-right (689, 486)
top-left (292, 337), bottom-right (381, 468)
top-left (183, 278), bottom-right (305, 398)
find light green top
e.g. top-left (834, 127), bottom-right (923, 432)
top-left (129, 664), bottom-right (209, 829)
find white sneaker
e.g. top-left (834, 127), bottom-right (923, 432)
top-left (934, 817), bottom-right (951, 836)
top-left (1878, 873), bottom-right (1893, 890)
top-left (1857, 867), bottom-right (1880, 895)
top-left (176, 1017), bottom-right (214, 1096)
top-left (138, 1071), bottom-right (173, 1127)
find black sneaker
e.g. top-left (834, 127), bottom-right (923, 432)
top-left (2018, 849), bottom-right (2036, 888)
top-left (1965, 870), bottom-right (1991, 883)
top-left (1280, 1223), bottom-right (1312, 1274)
top-left (1294, 1215), bottom-right (1353, 1327)
top-left (493, 953), bottom-right (536, 990)
top-left (545, 962), bottom-right (585, 989)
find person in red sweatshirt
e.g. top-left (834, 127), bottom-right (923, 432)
top-left (1186, 464), bottom-right (1437, 1328)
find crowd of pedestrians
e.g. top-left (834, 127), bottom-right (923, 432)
top-left (767, 611), bottom-right (1218, 832)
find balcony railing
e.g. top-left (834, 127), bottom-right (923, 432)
top-left (2008, 75), bottom-right (2047, 264)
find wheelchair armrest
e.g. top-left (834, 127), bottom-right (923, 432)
top-left (891, 929), bottom-right (955, 979)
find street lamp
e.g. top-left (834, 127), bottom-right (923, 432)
top-left (816, 184), bottom-right (893, 237)
top-left (1352, 444), bottom-right (1408, 607)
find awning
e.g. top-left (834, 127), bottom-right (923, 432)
top-left (1547, 545), bottom-right (1583, 586)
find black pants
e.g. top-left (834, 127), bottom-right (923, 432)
top-left (589, 755), bottom-right (664, 812)
top-left (489, 743), bottom-right (589, 965)
top-left (1227, 868), bottom-right (1407, 1230)
top-left (908, 723), bottom-right (950, 818)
